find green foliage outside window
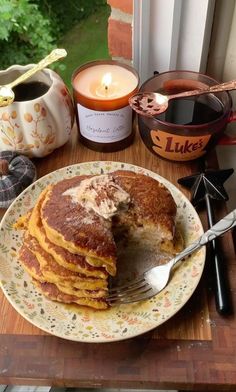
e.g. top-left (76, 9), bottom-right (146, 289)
top-left (0, 0), bottom-right (55, 69)
top-left (0, 0), bottom-right (108, 70)
top-left (38, 0), bottom-right (108, 37)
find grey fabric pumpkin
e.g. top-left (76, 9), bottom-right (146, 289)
top-left (0, 151), bottom-right (37, 208)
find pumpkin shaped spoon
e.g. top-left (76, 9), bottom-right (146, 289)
top-left (129, 79), bottom-right (236, 117)
top-left (0, 48), bottom-right (67, 107)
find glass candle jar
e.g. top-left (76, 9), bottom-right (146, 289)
top-left (72, 60), bottom-right (139, 152)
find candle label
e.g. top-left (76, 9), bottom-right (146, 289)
top-left (77, 104), bottom-right (132, 143)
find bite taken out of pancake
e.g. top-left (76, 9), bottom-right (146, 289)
top-left (15, 170), bottom-right (184, 310)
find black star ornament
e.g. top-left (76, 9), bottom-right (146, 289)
top-left (178, 168), bottom-right (234, 206)
top-left (178, 167), bottom-right (234, 315)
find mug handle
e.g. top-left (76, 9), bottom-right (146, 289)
top-left (218, 111), bottom-right (236, 145)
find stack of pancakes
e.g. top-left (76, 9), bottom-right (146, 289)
top-left (16, 170), bottom-right (183, 310)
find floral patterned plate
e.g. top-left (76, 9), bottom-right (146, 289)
top-left (0, 161), bottom-right (205, 342)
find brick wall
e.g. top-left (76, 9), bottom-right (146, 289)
top-left (107, 0), bottom-right (133, 64)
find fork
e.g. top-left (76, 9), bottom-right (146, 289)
top-left (107, 209), bottom-right (236, 305)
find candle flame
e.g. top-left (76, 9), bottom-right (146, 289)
top-left (102, 72), bottom-right (112, 89)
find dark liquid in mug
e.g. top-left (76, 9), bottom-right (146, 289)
top-left (13, 81), bottom-right (50, 102)
top-left (155, 95), bottom-right (224, 125)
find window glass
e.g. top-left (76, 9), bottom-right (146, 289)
top-left (58, 2), bottom-right (111, 89)
top-left (0, 0), bottom-right (111, 90)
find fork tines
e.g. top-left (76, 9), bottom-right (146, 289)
top-left (107, 277), bottom-right (154, 305)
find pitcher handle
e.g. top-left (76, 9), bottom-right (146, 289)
top-left (218, 110), bottom-right (236, 145)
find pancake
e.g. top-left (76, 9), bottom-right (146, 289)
top-left (40, 171), bottom-right (179, 274)
top-left (41, 176), bottom-right (117, 276)
top-left (55, 283), bottom-right (106, 298)
top-left (33, 280), bottom-right (108, 310)
top-left (41, 171), bottom-right (180, 259)
top-left (24, 233), bottom-right (108, 290)
top-left (111, 170), bottom-right (179, 254)
top-left (28, 188), bottom-right (109, 279)
top-left (19, 241), bottom-right (108, 300)
top-left (15, 169), bottom-right (183, 310)
top-left (19, 244), bottom-right (45, 282)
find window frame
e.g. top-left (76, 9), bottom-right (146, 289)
top-left (133, 0), bottom-right (216, 84)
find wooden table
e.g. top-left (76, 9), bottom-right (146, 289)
top-left (0, 125), bottom-right (236, 391)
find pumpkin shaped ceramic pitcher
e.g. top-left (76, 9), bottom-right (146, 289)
top-left (0, 64), bottom-right (74, 157)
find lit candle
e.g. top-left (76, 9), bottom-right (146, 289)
top-left (72, 60), bottom-right (139, 152)
top-left (95, 72), bottom-right (116, 98)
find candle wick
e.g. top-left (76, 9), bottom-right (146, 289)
top-left (105, 85), bottom-right (108, 90)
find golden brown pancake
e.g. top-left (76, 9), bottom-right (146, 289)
top-left (41, 177), bottom-right (117, 275)
top-left (19, 242), bottom-right (108, 301)
top-left (33, 280), bottom-right (108, 310)
top-left (28, 188), bottom-right (109, 279)
top-left (24, 233), bottom-right (108, 291)
top-left (40, 171), bottom-right (179, 274)
top-left (19, 244), bottom-right (45, 282)
top-left (111, 170), bottom-right (178, 252)
top-left (16, 170), bottom-right (183, 310)
top-left (54, 283), bottom-right (106, 298)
